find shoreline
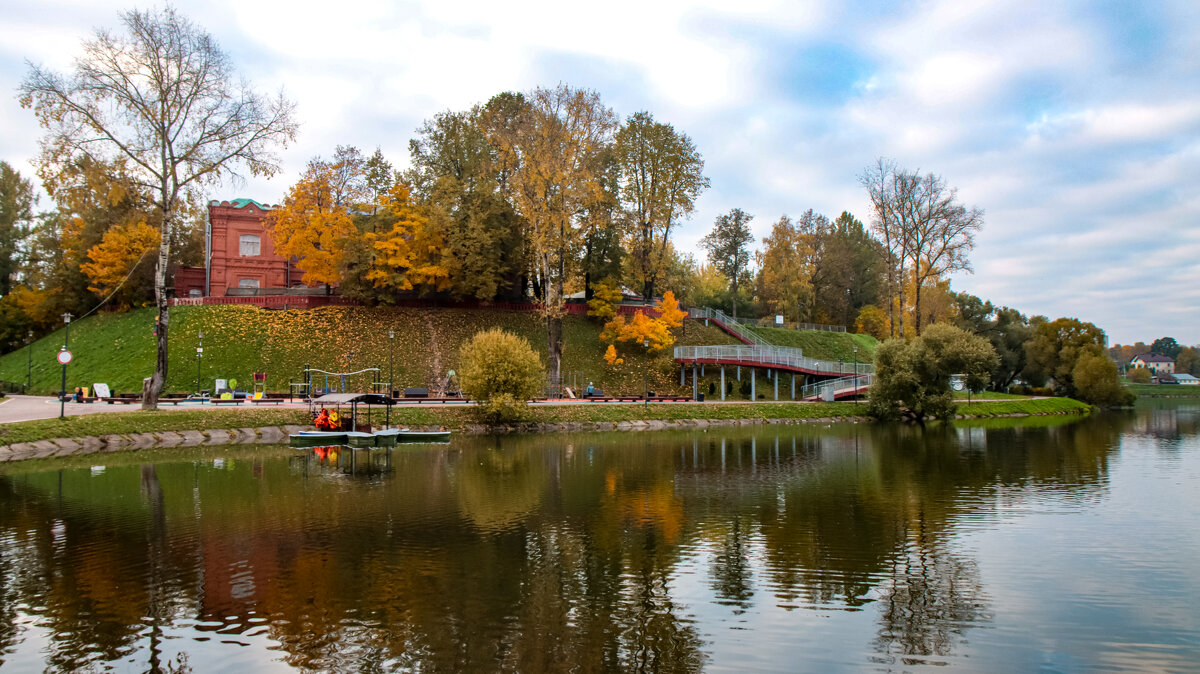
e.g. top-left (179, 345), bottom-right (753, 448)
top-left (0, 399), bottom-right (1092, 463)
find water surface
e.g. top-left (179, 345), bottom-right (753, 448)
top-left (1, 403), bottom-right (1198, 672)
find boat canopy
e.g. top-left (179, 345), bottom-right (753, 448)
top-left (312, 393), bottom-right (393, 406)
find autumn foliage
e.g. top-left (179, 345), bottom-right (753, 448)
top-left (601, 291), bottom-right (687, 363)
top-left (80, 220), bottom-right (159, 302)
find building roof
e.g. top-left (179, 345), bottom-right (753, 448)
top-left (1133, 353), bottom-right (1174, 363)
top-left (229, 198), bottom-right (270, 210)
top-left (1174, 374), bottom-right (1199, 382)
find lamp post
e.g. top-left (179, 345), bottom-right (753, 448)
top-left (59, 313), bottom-right (72, 420)
top-left (643, 338), bottom-right (650, 411)
top-left (26, 330), bottom-right (33, 392)
top-left (196, 331), bottom-right (204, 395)
top-left (388, 329), bottom-right (395, 398)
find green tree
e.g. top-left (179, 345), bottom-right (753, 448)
top-left (21, 6), bottom-right (298, 409)
top-left (409, 106), bottom-right (526, 301)
top-left (950, 292), bottom-right (1033, 391)
top-left (459, 328), bottom-right (545, 423)
top-left (363, 147), bottom-right (394, 216)
top-left (1150, 337), bottom-right (1182, 359)
top-left (1176, 347), bottom-right (1200, 377)
top-left (1073, 352), bottom-right (1133, 406)
top-left (615, 111), bottom-right (709, 301)
top-left (810, 211), bottom-right (887, 325)
top-left (867, 323), bottom-right (998, 422)
top-left (1024, 317), bottom-right (1107, 397)
top-left (701, 208), bottom-right (754, 319)
top-left (0, 162), bottom-right (35, 295)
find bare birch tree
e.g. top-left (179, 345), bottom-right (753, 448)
top-left (20, 7), bottom-right (297, 409)
top-left (861, 159), bottom-right (982, 336)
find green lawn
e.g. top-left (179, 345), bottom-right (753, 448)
top-left (1124, 383), bottom-right (1200, 398)
top-left (0, 305), bottom-right (740, 398)
top-left (747, 326), bottom-right (878, 362)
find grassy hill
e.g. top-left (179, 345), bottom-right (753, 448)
top-left (748, 326), bottom-right (878, 363)
top-left (0, 305), bottom-right (740, 397)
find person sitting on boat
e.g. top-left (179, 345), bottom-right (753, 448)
top-left (314, 409), bottom-right (336, 430)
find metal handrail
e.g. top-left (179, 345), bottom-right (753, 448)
top-left (673, 344), bottom-right (874, 376)
top-left (688, 307), bottom-right (769, 346)
top-left (799, 373), bottom-right (874, 400)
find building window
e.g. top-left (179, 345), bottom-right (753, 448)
top-left (239, 278), bottom-right (260, 289)
top-left (239, 235), bottom-right (261, 257)
top-left (188, 288), bottom-right (202, 298)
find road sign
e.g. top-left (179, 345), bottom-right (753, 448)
top-left (57, 349), bottom-right (73, 365)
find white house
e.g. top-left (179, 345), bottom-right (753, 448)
top-left (1131, 353), bottom-right (1175, 374)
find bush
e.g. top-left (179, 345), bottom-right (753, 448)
top-left (1127, 367), bottom-right (1151, 384)
top-left (1074, 353), bottom-right (1134, 406)
top-left (459, 328), bottom-right (545, 423)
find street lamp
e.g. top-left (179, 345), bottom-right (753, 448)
top-left (196, 331), bottom-right (204, 395)
top-left (59, 312), bottom-right (72, 420)
top-left (388, 329), bottom-right (395, 398)
top-left (26, 330), bottom-right (33, 392)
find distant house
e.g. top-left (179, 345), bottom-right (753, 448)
top-left (1174, 373), bottom-right (1200, 386)
top-left (172, 198), bottom-right (303, 298)
top-left (1131, 353), bottom-right (1175, 375)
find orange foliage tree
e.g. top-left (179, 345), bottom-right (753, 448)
top-left (601, 291), bottom-right (687, 362)
top-left (79, 220), bottom-right (159, 307)
top-left (265, 161), bottom-right (357, 290)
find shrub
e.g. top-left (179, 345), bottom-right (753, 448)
top-left (1127, 367), bottom-right (1151, 384)
top-left (459, 328), bottom-right (545, 423)
top-left (1074, 353), bottom-right (1134, 406)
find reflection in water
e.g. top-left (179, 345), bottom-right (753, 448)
top-left (1, 406), bottom-right (1198, 671)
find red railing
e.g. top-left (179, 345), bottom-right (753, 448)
top-left (171, 295), bottom-right (663, 315)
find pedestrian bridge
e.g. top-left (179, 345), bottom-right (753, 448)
top-left (674, 307), bottom-right (873, 401)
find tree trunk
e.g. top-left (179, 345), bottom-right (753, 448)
top-left (546, 313), bottom-right (562, 390)
top-left (643, 279), bottom-right (655, 305)
top-left (912, 267), bottom-right (922, 336)
top-left (142, 212), bottom-right (172, 411)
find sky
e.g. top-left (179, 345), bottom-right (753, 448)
top-left (2, 0), bottom-right (1198, 345)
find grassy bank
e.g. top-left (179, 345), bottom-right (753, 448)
top-left (0, 305), bottom-right (739, 398)
top-left (747, 326), bottom-right (878, 361)
top-left (0, 397), bottom-right (1091, 447)
top-left (1124, 383), bottom-right (1200, 398)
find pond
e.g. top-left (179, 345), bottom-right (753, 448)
top-left (1, 402), bottom-right (1198, 672)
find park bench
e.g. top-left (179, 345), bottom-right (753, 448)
top-left (403, 387), bottom-right (430, 398)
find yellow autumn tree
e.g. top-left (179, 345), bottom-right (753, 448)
top-left (364, 184), bottom-right (451, 292)
top-left (603, 344), bottom-right (624, 366)
top-left (656, 291), bottom-right (687, 329)
top-left (80, 220), bottom-right (160, 307)
top-left (265, 160), bottom-right (357, 290)
top-left (587, 279), bottom-right (622, 320)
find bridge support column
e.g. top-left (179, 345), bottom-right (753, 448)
top-left (737, 366), bottom-right (741, 380)
top-left (721, 366), bottom-right (726, 401)
top-left (680, 364), bottom-right (685, 386)
top-left (751, 369), bottom-right (756, 400)
top-left (774, 371), bottom-right (778, 400)
top-left (791, 374), bottom-right (795, 399)
top-left (701, 364), bottom-right (705, 376)
top-left (692, 364), bottom-right (698, 401)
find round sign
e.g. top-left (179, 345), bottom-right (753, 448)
top-left (56, 349), bottom-right (73, 365)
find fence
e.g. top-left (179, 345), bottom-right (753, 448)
top-left (673, 344), bottom-right (874, 377)
top-left (687, 308), bottom-right (768, 346)
top-left (793, 322), bottom-right (847, 333)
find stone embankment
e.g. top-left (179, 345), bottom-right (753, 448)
top-left (0, 425), bottom-right (309, 462)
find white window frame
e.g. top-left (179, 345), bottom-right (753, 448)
top-left (238, 278), bottom-right (260, 289)
top-left (239, 234), bottom-right (261, 257)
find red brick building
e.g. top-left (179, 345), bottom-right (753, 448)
top-left (173, 198), bottom-right (302, 297)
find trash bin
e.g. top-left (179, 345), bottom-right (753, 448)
top-left (697, 392), bottom-right (705, 402)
